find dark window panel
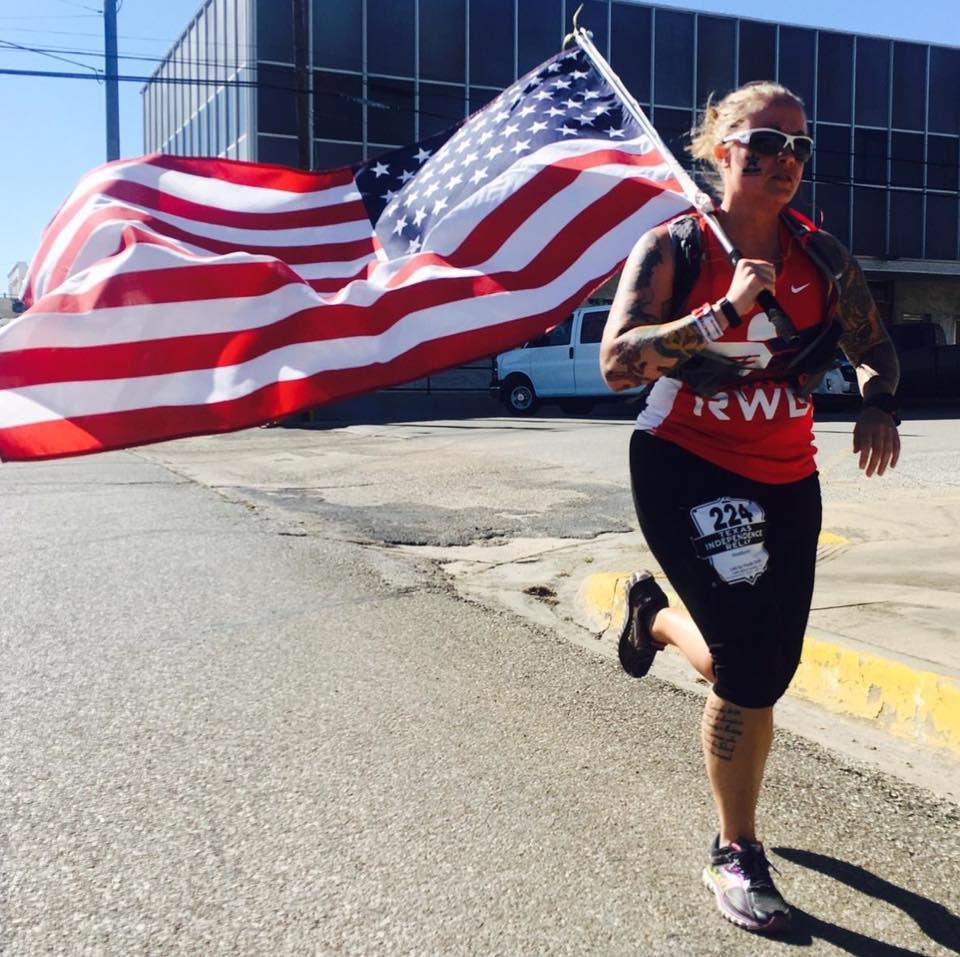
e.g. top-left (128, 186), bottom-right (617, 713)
top-left (927, 136), bottom-right (959, 193)
top-left (778, 26), bottom-right (816, 116)
top-left (790, 181), bottom-right (815, 223)
top-left (257, 0), bottom-right (293, 63)
top-left (368, 0), bottom-right (415, 77)
top-left (929, 47), bottom-right (960, 134)
top-left (855, 36), bottom-right (890, 127)
top-left (852, 187), bottom-right (885, 257)
top-left (738, 20), bottom-right (775, 86)
top-left (518, 0), bottom-right (562, 76)
top-left (258, 134), bottom-right (299, 166)
top-left (579, 311), bottom-right (609, 344)
top-left (816, 182), bottom-right (850, 244)
top-left (469, 87), bottom-right (498, 116)
top-left (529, 317), bottom-right (572, 348)
top-left (312, 0), bottom-right (361, 71)
top-left (926, 195), bottom-right (959, 260)
top-left (367, 76), bottom-right (415, 145)
top-left (565, 0), bottom-right (608, 57)
top-left (313, 71), bottom-right (362, 142)
top-left (817, 33), bottom-right (852, 124)
top-left (470, 0), bottom-right (513, 86)
top-left (217, 89), bottom-right (228, 153)
top-left (419, 83), bottom-right (466, 139)
top-left (420, 0), bottom-right (465, 83)
top-left (815, 124), bottom-right (850, 185)
top-left (892, 42), bottom-right (926, 131)
top-left (854, 128), bottom-right (887, 186)
top-left (890, 131), bottom-right (924, 188)
top-left (257, 64), bottom-right (298, 136)
top-left (697, 16), bottom-right (736, 106)
top-left (655, 107), bottom-right (693, 169)
top-left (889, 190), bottom-right (923, 259)
top-left (611, 2), bottom-right (651, 104)
top-left (654, 9), bottom-right (693, 107)
top-left (314, 140), bottom-right (363, 170)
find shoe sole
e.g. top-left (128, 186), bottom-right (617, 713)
top-left (701, 869), bottom-right (790, 935)
top-left (617, 572), bottom-right (665, 679)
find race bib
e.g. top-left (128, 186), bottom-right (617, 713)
top-left (689, 497), bottom-right (769, 586)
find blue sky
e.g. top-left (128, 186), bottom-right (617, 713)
top-left (1, 0), bottom-right (957, 287)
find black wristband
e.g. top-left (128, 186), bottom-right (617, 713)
top-left (716, 297), bottom-right (742, 328)
top-left (862, 392), bottom-right (901, 426)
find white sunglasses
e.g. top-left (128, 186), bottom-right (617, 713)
top-left (721, 127), bottom-right (814, 163)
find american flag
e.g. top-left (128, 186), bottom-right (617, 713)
top-left (1, 47), bottom-right (690, 462)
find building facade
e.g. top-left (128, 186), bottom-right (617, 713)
top-left (144, 0), bottom-right (960, 337)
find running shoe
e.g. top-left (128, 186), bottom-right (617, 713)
top-left (616, 571), bottom-right (668, 678)
top-left (702, 836), bottom-right (791, 934)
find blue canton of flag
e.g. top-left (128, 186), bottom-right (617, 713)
top-left (354, 48), bottom-right (642, 259)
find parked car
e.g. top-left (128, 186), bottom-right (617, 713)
top-left (492, 306), bottom-right (858, 416)
top-left (810, 354), bottom-right (858, 402)
top-left (491, 306), bottom-right (645, 415)
top-left (887, 321), bottom-right (960, 397)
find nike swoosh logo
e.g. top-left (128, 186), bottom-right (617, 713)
top-left (791, 283), bottom-right (811, 294)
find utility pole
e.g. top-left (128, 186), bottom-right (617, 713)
top-left (104, 0), bottom-right (120, 160)
top-left (292, 0), bottom-right (311, 169)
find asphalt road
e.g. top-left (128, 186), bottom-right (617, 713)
top-left (2, 421), bottom-right (959, 955)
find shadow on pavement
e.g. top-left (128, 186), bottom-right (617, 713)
top-left (774, 847), bottom-right (959, 956)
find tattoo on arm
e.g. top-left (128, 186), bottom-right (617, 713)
top-left (832, 243), bottom-right (885, 363)
top-left (702, 701), bottom-right (744, 762)
top-left (602, 231), bottom-right (708, 388)
top-left (824, 237), bottom-right (900, 393)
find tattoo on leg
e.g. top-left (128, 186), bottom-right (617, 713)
top-left (703, 701), bottom-right (744, 762)
top-left (743, 152), bottom-right (762, 176)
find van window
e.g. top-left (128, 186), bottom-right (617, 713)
top-left (528, 316), bottom-right (573, 348)
top-left (580, 311), bottom-right (609, 344)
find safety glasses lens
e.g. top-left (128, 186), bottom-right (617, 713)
top-left (748, 131), bottom-right (812, 162)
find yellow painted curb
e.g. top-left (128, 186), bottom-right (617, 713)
top-left (791, 640), bottom-right (960, 758)
top-left (579, 561), bottom-right (960, 759)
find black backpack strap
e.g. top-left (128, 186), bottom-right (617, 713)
top-left (666, 214), bottom-right (704, 321)
top-left (778, 210), bottom-right (847, 395)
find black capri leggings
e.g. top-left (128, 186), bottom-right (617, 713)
top-left (629, 430), bottom-right (822, 709)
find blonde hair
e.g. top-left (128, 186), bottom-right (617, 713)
top-left (687, 81), bottom-right (806, 178)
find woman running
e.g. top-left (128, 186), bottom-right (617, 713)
top-left (599, 81), bottom-right (901, 934)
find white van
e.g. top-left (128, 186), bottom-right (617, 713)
top-left (492, 306), bottom-right (644, 415)
top-left (492, 306), bottom-right (858, 415)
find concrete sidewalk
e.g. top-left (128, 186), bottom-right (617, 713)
top-left (577, 521), bottom-right (960, 760)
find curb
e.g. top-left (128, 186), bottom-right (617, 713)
top-left (579, 569), bottom-right (960, 759)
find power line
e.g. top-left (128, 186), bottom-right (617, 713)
top-left (1, 63), bottom-right (956, 175)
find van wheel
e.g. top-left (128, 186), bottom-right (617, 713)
top-left (502, 375), bottom-right (539, 415)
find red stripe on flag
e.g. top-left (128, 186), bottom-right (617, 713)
top-left (0, 268), bottom-right (615, 462)
top-left (99, 179), bottom-right (369, 230)
top-left (43, 205), bottom-right (374, 294)
top-left (24, 156), bottom-right (361, 304)
top-left (2, 176), bottom-right (664, 388)
top-left (146, 153), bottom-right (357, 192)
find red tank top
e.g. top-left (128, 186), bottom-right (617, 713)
top-left (636, 215), bottom-right (828, 484)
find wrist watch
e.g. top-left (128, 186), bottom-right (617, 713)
top-left (862, 392), bottom-right (901, 426)
top-left (715, 297), bottom-right (742, 329)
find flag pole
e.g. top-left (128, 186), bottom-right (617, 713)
top-left (569, 19), bottom-right (798, 343)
